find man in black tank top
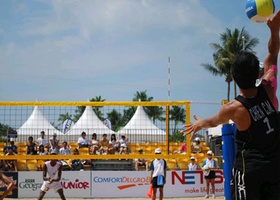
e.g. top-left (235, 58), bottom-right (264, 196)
top-left (181, 10), bottom-right (280, 200)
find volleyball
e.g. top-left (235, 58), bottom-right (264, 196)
top-left (245, 0), bottom-right (275, 22)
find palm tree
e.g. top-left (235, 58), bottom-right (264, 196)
top-left (132, 90), bottom-right (153, 102)
top-left (145, 106), bottom-right (165, 124)
top-left (201, 27), bottom-right (259, 100)
top-left (106, 109), bottom-right (122, 131)
top-left (90, 96), bottom-right (106, 120)
top-left (57, 112), bottom-right (73, 126)
top-left (169, 106), bottom-right (186, 133)
top-left (122, 90), bottom-right (154, 125)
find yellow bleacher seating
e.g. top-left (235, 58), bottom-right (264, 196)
top-left (69, 142), bottom-right (78, 150)
top-left (17, 142), bottom-right (26, 147)
top-left (37, 159), bottom-right (46, 170)
top-left (79, 148), bottom-right (89, 155)
top-left (177, 158), bottom-right (190, 170)
top-left (166, 158), bottom-right (177, 170)
top-left (27, 159), bottom-right (38, 171)
top-left (17, 160), bottom-right (27, 171)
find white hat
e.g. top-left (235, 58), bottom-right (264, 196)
top-left (190, 156), bottom-right (195, 160)
top-left (207, 150), bottom-right (213, 155)
top-left (194, 137), bottom-right (200, 141)
top-left (155, 148), bottom-right (161, 154)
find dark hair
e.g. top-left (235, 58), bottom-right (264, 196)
top-left (92, 133), bottom-right (97, 138)
top-left (39, 144), bottom-right (44, 148)
top-left (73, 148), bottom-right (79, 154)
top-left (103, 133), bottom-right (107, 137)
top-left (28, 136), bottom-right (33, 140)
top-left (81, 131), bottom-right (86, 135)
top-left (231, 51), bottom-right (259, 89)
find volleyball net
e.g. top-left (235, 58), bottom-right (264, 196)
top-left (0, 101), bottom-right (223, 161)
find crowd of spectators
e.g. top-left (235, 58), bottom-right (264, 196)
top-left (1, 131), bottom-right (132, 171)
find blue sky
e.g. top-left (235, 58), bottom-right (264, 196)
top-left (0, 0), bottom-right (279, 120)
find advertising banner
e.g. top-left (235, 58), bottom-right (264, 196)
top-left (91, 171), bottom-right (151, 198)
top-left (18, 171), bottom-right (90, 198)
top-left (91, 170), bottom-right (224, 198)
top-left (0, 172), bottom-right (18, 198)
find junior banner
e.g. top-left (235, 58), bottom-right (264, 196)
top-left (91, 170), bottom-right (224, 198)
top-left (18, 171), bottom-right (90, 198)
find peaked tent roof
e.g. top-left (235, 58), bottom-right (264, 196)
top-left (117, 106), bottom-right (166, 142)
top-left (67, 106), bottom-right (116, 135)
top-left (17, 106), bottom-right (63, 135)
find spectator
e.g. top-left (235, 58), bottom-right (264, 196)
top-left (108, 134), bottom-right (119, 154)
top-left (135, 148), bottom-right (148, 171)
top-left (36, 131), bottom-right (49, 151)
top-left (59, 141), bottom-right (71, 155)
top-left (77, 132), bottom-right (89, 148)
top-left (49, 133), bottom-right (59, 153)
top-left (26, 136), bottom-right (37, 155)
top-left (202, 150), bottom-right (217, 198)
top-left (89, 133), bottom-right (99, 155)
top-left (119, 134), bottom-right (129, 154)
top-left (187, 156), bottom-right (200, 171)
top-left (4, 141), bottom-right (18, 154)
top-left (58, 142), bottom-right (71, 171)
top-left (70, 148), bottom-right (83, 171)
top-left (173, 142), bottom-right (186, 154)
top-left (4, 148), bottom-right (17, 172)
top-left (150, 148), bottom-right (167, 200)
top-left (38, 144), bottom-right (48, 155)
top-left (191, 137), bottom-right (202, 153)
top-left (99, 134), bottom-right (109, 154)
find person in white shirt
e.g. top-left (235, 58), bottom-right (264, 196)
top-left (202, 150), bottom-right (217, 199)
top-left (77, 132), bottom-right (89, 148)
top-left (119, 135), bottom-right (129, 154)
top-left (36, 131), bottom-right (49, 151)
top-left (187, 156), bottom-right (200, 171)
top-left (49, 133), bottom-right (59, 152)
top-left (59, 141), bottom-right (71, 155)
top-left (38, 150), bottom-right (66, 200)
top-left (149, 148), bottom-right (167, 200)
top-left (59, 141), bottom-right (71, 170)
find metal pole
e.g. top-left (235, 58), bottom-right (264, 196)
top-left (168, 56), bottom-right (170, 101)
top-left (242, 36), bottom-right (245, 51)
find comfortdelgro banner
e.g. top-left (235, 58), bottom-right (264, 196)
top-left (91, 170), bottom-right (224, 198)
top-left (18, 171), bottom-right (90, 198)
top-left (0, 172), bottom-right (18, 198)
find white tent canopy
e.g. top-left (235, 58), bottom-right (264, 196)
top-left (17, 106), bottom-right (63, 141)
top-left (66, 106), bottom-right (116, 136)
top-left (117, 106), bottom-right (166, 143)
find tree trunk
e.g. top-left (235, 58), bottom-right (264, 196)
top-left (227, 81), bottom-right (231, 101)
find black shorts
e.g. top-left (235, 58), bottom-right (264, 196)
top-left (204, 170), bottom-right (216, 179)
top-left (152, 176), bottom-right (165, 188)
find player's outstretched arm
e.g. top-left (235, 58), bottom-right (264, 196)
top-left (264, 9), bottom-right (280, 69)
top-left (0, 172), bottom-right (15, 200)
top-left (181, 104), bottom-right (232, 140)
